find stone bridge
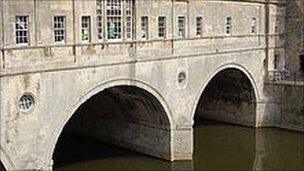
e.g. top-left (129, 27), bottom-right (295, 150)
top-left (0, 0), bottom-right (286, 170)
top-left (0, 41), bottom-right (274, 170)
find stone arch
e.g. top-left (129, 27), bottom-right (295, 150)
top-left (44, 78), bottom-right (173, 168)
top-left (191, 63), bottom-right (258, 126)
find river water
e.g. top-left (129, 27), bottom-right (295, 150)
top-left (54, 121), bottom-right (304, 171)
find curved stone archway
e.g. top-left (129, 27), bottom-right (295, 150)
top-left (42, 79), bottom-right (174, 169)
top-left (193, 66), bottom-right (257, 127)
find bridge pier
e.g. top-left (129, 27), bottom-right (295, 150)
top-left (171, 127), bottom-right (193, 161)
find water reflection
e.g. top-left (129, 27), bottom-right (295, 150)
top-left (54, 121), bottom-right (303, 171)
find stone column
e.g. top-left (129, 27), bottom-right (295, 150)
top-left (171, 125), bottom-right (193, 161)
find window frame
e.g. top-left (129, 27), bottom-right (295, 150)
top-left (106, 0), bottom-right (123, 42)
top-left (81, 15), bottom-right (92, 43)
top-left (125, 0), bottom-right (133, 41)
top-left (96, 0), bottom-right (104, 42)
top-left (15, 15), bottom-right (30, 46)
top-left (196, 16), bottom-right (203, 37)
top-left (158, 16), bottom-right (167, 39)
top-left (225, 16), bottom-right (233, 36)
top-left (251, 17), bottom-right (257, 34)
top-left (140, 16), bottom-right (149, 40)
top-left (177, 16), bottom-right (186, 38)
top-left (53, 15), bottom-right (66, 44)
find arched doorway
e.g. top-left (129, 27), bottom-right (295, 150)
top-left (195, 68), bottom-right (257, 126)
top-left (52, 85), bottom-right (172, 169)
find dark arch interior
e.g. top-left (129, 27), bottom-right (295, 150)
top-left (195, 68), bottom-right (256, 126)
top-left (0, 161), bottom-right (5, 171)
top-left (53, 86), bottom-right (170, 168)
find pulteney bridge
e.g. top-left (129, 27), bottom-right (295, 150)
top-left (0, 0), bottom-right (285, 170)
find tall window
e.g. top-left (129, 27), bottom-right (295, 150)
top-left (196, 17), bottom-right (203, 36)
top-left (81, 16), bottom-right (91, 42)
top-left (125, 0), bottom-right (133, 40)
top-left (274, 54), bottom-right (280, 69)
top-left (97, 0), bottom-right (103, 41)
top-left (275, 16), bottom-right (280, 34)
top-left (141, 16), bottom-right (149, 40)
top-left (251, 17), bottom-right (257, 34)
top-left (178, 16), bottom-right (186, 38)
top-left (107, 0), bottom-right (122, 40)
top-left (226, 17), bottom-right (232, 35)
top-left (158, 16), bottom-right (166, 38)
top-left (54, 16), bottom-right (66, 43)
top-left (15, 16), bottom-right (29, 44)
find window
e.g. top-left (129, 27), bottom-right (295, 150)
top-left (15, 16), bottom-right (29, 44)
top-left (275, 16), bottom-right (279, 34)
top-left (107, 0), bottom-right (122, 40)
top-left (251, 17), bottom-right (257, 34)
top-left (81, 16), bottom-right (91, 42)
top-left (97, 0), bottom-right (103, 41)
top-left (141, 16), bottom-right (149, 40)
top-left (196, 17), bottom-right (203, 36)
top-left (126, 16), bottom-right (132, 40)
top-left (226, 17), bottom-right (232, 35)
top-left (274, 54), bottom-right (279, 69)
top-left (54, 16), bottom-right (66, 43)
top-left (178, 16), bottom-right (186, 38)
top-left (18, 94), bottom-right (35, 113)
top-left (97, 16), bottom-right (103, 41)
top-left (158, 16), bottom-right (166, 38)
top-left (125, 0), bottom-right (133, 40)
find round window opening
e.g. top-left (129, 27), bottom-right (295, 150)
top-left (18, 94), bottom-right (35, 113)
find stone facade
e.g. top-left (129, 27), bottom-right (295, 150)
top-left (0, 0), bottom-right (301, 170)
top-left (285, 0), bottom-right (304, 73)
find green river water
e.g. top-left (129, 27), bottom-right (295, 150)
top-left (54, 121), bottom-right (303, 171)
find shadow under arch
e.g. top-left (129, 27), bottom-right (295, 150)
top-left (193, 66), bottom-right (257, 127)
top-left (47, 80), bottom-right (173, 169)
top-left (0, 161), bottom-right (5, 171)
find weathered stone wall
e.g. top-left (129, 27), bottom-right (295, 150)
top-left (285, 0), bottom-right (304, 73)
top-left (69, 119), bottom-right (172, 160)
top-left (265, 83), bottom-right (304, 131)
top-left (197, 101), bottom-right (256, 126)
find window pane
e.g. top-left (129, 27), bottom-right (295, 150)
top-left (54, 16), bottom-right (66, 43)
top-left (158, 17), bottom-right (166, 38)
top-left (15, 16), bottom-right (29, 44)
top-left (178, 16), bottom-right (186, 38)
top-left (81, 16), bottom-right (91, 42)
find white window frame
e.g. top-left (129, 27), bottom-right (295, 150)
top-left (196, 16), bottom-right (203, 37)
top-left (106, 0), bottom-right (123, 42)
top-left (158, 16), bottom-right (166, 39)
top-left (53, 15), bottom-right (66, 44)
top-left (177, 16), bottom-right (186, 38)
top-left (225, 16), bottom-right (233, 36)
top-left (96, 0), bottom-right (103, 42)
top-left (140, 16), bottom-right (149, 40)
top-left (15, 15), bottom-right (29, 45)
top-left (81, 16), bottom-right (91, 43)
top-left (125, 0), bottom-right (133, 40)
